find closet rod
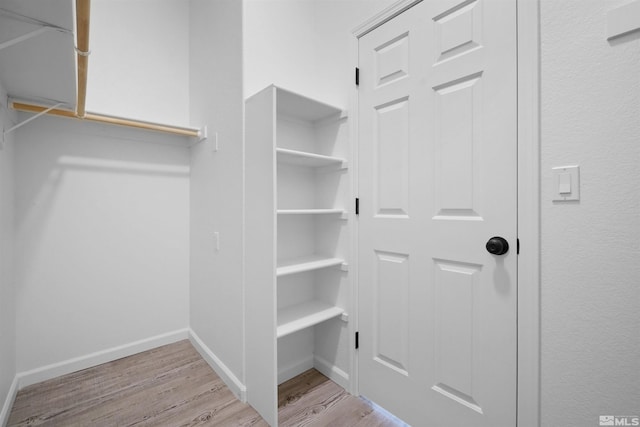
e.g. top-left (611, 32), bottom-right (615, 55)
top-left (76, 0), bottom-right (91, 118)
top-left (11, 102), bottom-right (201, 137)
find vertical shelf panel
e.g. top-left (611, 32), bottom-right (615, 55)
top-left (245, 86), bottom-right (278, 426)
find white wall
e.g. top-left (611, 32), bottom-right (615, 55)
top-left (244, 0), bottom-right (396, 385)
top-left (244, 0), bottom-right (396, 106)
top-left (189, 0), bottom-right (245, 391)
top-left (14, 116), bottom-right (190, 373)
top-left (244, 0), bottom-right (316, 99)
top-left (540, 1), bottom-right (640, 425)
top-left (87, 0), bottom-right (190, 125)
top-left (0, 85), bottom-right (16, 419)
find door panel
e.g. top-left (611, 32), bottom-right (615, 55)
top-left (358, 1), bottom-right (517, 426)
top-left (374, 97), bottom-right (410, 217)
top-left (373, 250), bottom-right (410, 375)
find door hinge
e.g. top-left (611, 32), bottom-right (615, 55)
top-left (517, 238), bottom-right (520, 255)
top-left (355, 67), bottom-right (360, 86)
top-left (355, 331), bottom-right (359, 349)
top-left (355, 198), bottom-right (360, 215)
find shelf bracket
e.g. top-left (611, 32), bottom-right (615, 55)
top-left (190, 126), bottom-right (219, 153)
top-left (197, 125), bottom-right (208, 143)
top-left (0, 27), bottom-right (56, 52)
top-left (0, 7), bottom-right (73, 34)
top-left (0, 7), bottom-right (73, 54)
top-left (3, 102), bottom-right (65, 141)
top-left (340, 262), bottom-right (349, 272)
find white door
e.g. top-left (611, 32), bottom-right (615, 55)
top-left (357, 0), bottom-right (517, 426)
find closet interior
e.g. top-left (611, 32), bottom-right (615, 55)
top-left (2, 2), bottom-right (356, 426)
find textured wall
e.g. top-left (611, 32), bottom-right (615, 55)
top-left (540, 1), bottom-right (640, 425)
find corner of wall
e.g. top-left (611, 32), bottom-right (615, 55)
top-left (0, 376), bottom-right (19, 427)
top-left (188, 329), bottom-right (247, 402)
top-left (0, 82), bottom-right (17, 427)
top-left (188, 0), bottom-right (246, 396)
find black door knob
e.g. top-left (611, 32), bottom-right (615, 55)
top-left (486, 237), bottom-right (509, 255)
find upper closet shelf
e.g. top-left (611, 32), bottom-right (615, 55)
top-left (0, 0), bottom-right (76, 106)
top-left (276, 148), bottom-right (347, 168)
top-left (1, 1), bottom-right (202, 139)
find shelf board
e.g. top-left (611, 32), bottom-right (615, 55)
top-left (277, 300), bottom-right (344, 338)
top-left (0, 0), bottom-right (77, 106)
top-left (276, 255), bottom-right (345, 277)
top-left (277, 209), bottom-right (345, 215)
top-left (276, 148), bottom-right (346, 168)
top-left (275, 86), bottom-right (344, 122)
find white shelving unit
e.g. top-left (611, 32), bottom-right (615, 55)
top-left (245, 85), bottom-right (351, 426)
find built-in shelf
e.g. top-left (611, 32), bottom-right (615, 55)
top-left (276, 148), bottom-right (347, 168)
top-left (277, 209), bottom-right (346, 215)
top-left (277, 300), bottom-right (344, 338)
top-left (276, 255), bottom-right (345, 277)
top-left (245, 85), bottom-right (350, 424)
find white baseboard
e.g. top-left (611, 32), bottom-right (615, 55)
top-left (0, 376), bottom-right (19, 427)
top-left (313, 355), bottom-right (349, 390)
top-left (16, 329), bottom-right (190, 389)
top-left (278, 355), bottom-right (314, 385)
top-left (188, 330), bottom-right (247, 402)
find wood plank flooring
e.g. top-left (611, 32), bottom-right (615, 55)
top-left (278, 369), bottom-right (404, 427)
top-left (8, 340), bottom-right (405, 426)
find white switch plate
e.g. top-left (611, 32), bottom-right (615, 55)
top-left (552, 165), bottom-right (580, 201)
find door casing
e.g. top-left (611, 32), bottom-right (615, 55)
top-left (348, 1), bottom-right (541, 426)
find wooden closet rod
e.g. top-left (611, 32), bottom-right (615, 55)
top-left (12, 102), bottom-right (201, 137)
top-left (76, 0), bottom-right (90, 118)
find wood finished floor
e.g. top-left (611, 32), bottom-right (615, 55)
top-left (8, 340), bottom-right (404, 426)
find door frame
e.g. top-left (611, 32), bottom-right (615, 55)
top-left (349, 1), bottom-right (540, 426)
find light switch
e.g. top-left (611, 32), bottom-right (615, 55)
top-left (552, 165), bottom-right (580, 201)
top-left (558, 172), bottom-right (571, 194)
